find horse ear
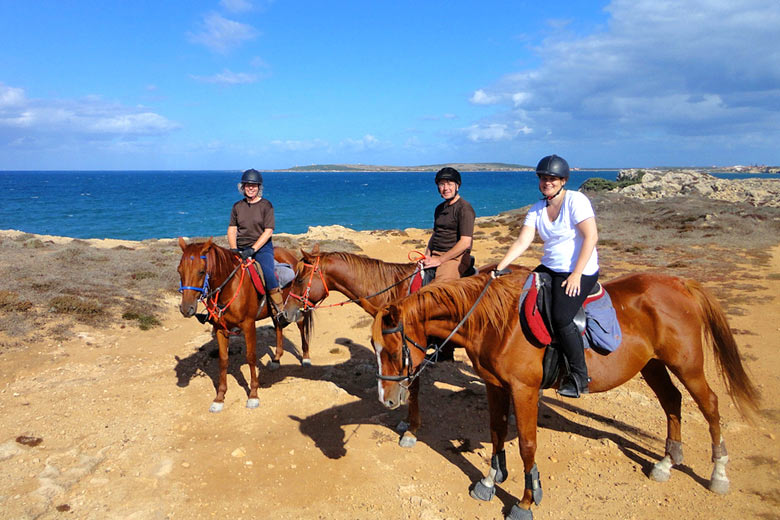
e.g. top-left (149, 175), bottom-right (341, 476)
top-left (358, 297), bottom-right (380, 316)
top-left (311, 243), bottom-right (320, 254)
top-left (301, 249), bottom-right (313, 262)
top-left (382, 304), bottom-right (401, 329)
top-left (178, 237), bottom-right (187, 251)
top-left (200, 237), bottom-right (213, 255)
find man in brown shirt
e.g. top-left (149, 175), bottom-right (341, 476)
top-left (423, 167), bottom-right (476, 282)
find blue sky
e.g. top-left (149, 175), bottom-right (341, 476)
top-left (1, 0), bottom-right (778, 170)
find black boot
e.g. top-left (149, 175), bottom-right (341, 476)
top-left (556, 321), bottom-right (590, 398)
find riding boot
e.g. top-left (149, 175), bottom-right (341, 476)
top-left (556, 321), bottom-right (590, 398)
top-left (269, 288), bottom-right (288, 325)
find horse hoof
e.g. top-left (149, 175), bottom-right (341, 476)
top-left (209, 402), bottom-right (224, 413)
top-left (649, 466), bottom-right (671, 482)
top-left (469, 480), bottom-right (496, 502)
top-left (709, 478), bottom-right (729, 494)
top-left (302, 359), bottom-right (312, 367)
top-left (246, 398), bottom-right (260, 409)
top-left (396, 420), bottom-right (410, 433)
top-left (399, 431), bottom-right (417, 448)
top-left (506, 504), bottom-right (533, 520)
top-left (267, 360), bottom-right (281, 371)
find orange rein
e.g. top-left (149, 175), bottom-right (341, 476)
top-left (202, 256), bottom-right (253, 333)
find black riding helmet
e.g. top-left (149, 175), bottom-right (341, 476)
top-left (435, 167), bottom-right (461, 185)
top-left (241, 169), bottom-right (263, 185)
top-left (535, 155), bottom-right (570, 180)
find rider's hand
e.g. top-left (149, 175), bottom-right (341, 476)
top-left (562, 273), bottom-right (582, 297)
top-left (423, 256), bottom-right (441, 268)
top-left (239, 247), bottom-right (255, 260)
top-left (491, 268), bottom-right (511, 278)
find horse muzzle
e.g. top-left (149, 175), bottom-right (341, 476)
top-left (179, 300), bottom-right (197, 318)
top-left (379, 382), bottom-right (409, 410)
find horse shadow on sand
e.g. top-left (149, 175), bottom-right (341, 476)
top-left (173, 328), bottom-right (709, 507)
top-left (284, 343), bottom-right (712, 508)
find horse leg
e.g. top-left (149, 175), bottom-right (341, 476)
top-left (641, 359), bottom-right (684, 482)
top-left (470, 383), bottom-right (511, 502)
top-left (243, 320), bottom-right (260, 409)
top-left (210, 329), bottom-right (230, 413)
top-left (398, 377), bottom-right (421, 448)
top-left (298, 316), bottom-right (312, 366)
top-left (505, 384), bottom-right (542, 520)
top-left (672, 366), bottom-right (728, 494)
top-left (267, 322), bottom-right (285, 371)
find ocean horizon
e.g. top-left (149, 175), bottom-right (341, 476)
top-left (2, 169), bottom-right (773, 241)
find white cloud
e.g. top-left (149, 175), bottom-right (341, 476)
top-left (0, 84), bottom-right (179, 140)
top-left (191, 69), bottom-right (261, 85)
top-left (469, 0), bottom-right (780, 151)
top-left (340, 134), bottom-right (380, 151)
top-left (220, 0), bottom-right (253, 13)
top-left (465, 123), bottom-right (532, 142)
top-left (469, 89), bottom-right (502, 105)
top-left (188, 13), bottom-right (258, 53)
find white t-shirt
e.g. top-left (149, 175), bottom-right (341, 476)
top-left (523, 190), bottom-right (599, 275)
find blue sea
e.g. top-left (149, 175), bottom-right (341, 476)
top-left (0, 169), bottom-right (773, 241)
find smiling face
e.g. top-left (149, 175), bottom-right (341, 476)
top-left (537, 174), bottom-right (566, 198)
top-left (242, 183), bottom-right (260, 201)
top-left (437, 180), bottom-right (459, 201)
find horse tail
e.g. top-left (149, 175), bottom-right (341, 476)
top-left (685, 279), bottom-right (761, 419)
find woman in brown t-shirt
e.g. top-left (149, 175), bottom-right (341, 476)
top-left (227, 169), bottom-right (284, 312)
top-left (423, 167), bottom-right (476, 282)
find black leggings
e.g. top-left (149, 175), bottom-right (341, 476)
top-left (534, 265), bottom-right (599, 331)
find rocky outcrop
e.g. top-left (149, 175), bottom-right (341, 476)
top-left (614, 169), bottom-right (780, 207)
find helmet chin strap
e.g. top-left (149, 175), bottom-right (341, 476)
top-left (544, 186), bottom-right (564, 206)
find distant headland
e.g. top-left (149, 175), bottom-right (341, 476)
top-left (269, 162), bottom-right (533, 172)
top-left (267, 162), bottom-right (778, 173)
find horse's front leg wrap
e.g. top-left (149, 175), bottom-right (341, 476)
top-left (469, 449), bottom-right (506, 502)
top-left (666, 438), bottom-right (684, 465)
top-left (525, 464), bottom-right (542, 505)
top-left (709, 440), bottom-right (729, 494)
top-left (493, 449), bottom-right (508, 483)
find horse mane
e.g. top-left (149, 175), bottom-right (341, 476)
top-left (402, 273), bottom-right (521, 340)
top-left (322, 251), bottom-right (416, 296)
top-left (193, 241), bottom-right (241, 283)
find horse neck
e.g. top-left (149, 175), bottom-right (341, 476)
top-left (322, 253), bottom-right (416, 309)
top-left (206, 245), bottom-right (241, 286)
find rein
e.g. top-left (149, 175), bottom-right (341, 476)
top-left (289, 257), bottom-right (424, 311)
top-left (179, 252), bottom-right (252, 332)
top-left (377, 276), bottom-right (496, 384)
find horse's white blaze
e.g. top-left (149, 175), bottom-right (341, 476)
top-left (375, 343), bottom-right (385, 402)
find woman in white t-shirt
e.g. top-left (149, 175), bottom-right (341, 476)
top-left (494, 154), bottom-right (599, 398)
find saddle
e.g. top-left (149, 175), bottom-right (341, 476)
top-left (247, 260), bottom-right (296, 296)
top-left (518, 271), bottom-right (623, 389)
top-left (409, 255), bottom-right (476, 294)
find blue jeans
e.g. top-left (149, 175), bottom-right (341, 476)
top-left (251, 241), bottom-right (278, 291)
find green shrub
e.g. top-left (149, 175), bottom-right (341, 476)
top-left (122, 308), bottom-right (162, 330)
top-left (49, 295), bottom-right (105, 316)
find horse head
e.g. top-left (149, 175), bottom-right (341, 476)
top-left (177, 237), bottom-right (213, 318)
top-left (370, 302), bottom-right (428, 410)
top-left (281, 244), bottom-right (328, 323)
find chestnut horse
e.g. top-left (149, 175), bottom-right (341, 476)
top-left (177, 238), bottom-right (312, 413)
top-left (370, 271), bottom-right (759, 520)
top-left (282, 245), bottom-right (521, 447)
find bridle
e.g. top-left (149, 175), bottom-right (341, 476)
top-left (287, 256), bottom-right (329, 312)
top-left (178, 252), bottom-right (251, 331)
top-left (376, 276), bottom-right (496, 385)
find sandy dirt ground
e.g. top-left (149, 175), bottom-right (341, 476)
top-left (1, 225), bottom-right (778, 520)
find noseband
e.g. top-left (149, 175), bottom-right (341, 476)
top-left (287, 256), bottom-right (329, 312)
top-left (376, 322), bottom-right (431, 383)
top-left (179, 255), bottom-right (210, 295)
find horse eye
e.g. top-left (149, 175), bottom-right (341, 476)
top-left (199, 270), bottom-right (206, 276)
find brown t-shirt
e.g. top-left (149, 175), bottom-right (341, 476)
top-left (229, 198), bottom-right (275, 248)
top-left (428, 197), bottom-right (475, 253)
